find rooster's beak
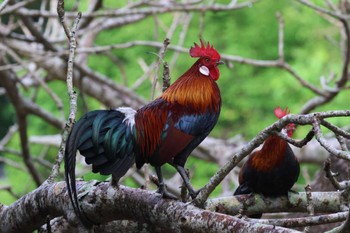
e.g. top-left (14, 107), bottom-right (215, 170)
top-left (216, 60), bottom-right (224, 65)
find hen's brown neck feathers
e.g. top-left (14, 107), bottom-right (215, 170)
top-left (251, 135), bottom-right (288, 172)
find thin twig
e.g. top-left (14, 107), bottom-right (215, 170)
top-left (0, 124), bottom-right (18, 148)
top-left (143, 38), bottom-right (170, 190)
top-left (321, 119), bottom-right (350, 139)
top-left (324, 157), bottom-right (350, 192)
top-left (324, 158), bottom-right (342, 190)
top-left (304, 184), bottom-right (314, 232)
top-left (169, 13), bottom-right (192, 69)
top-left (162, 61), bottom-right (170, 92)
top-left (298, 0), bottom-right (350, 114)
top-left (11, 1), bottom-right (258, 18)
top-left (0, 157), bottom-right (25, 171)
top-left (56, 0), bottom-right (71, 40)
top-left (0, 0), bottom-right (10, 13)
top-left (199, 10), bottom-right (205, 39)
top-left (312, 116), bottom-right (350, 161)
top-left (0, 44), bottom-right (65, 120)
top-left (297, 0), bottom-right (345, 20)
top-left (18, 104), bottom-right (42, 186)
top-left (47, 2), bottom-right (81, 183)
top-left (0, 185), bottom-right (20, 199)
top-left (0, 0), bottom-right (35, 15)
top-left (276, 12), bottom-right (284, 61)
top-left (150, 38), bottom-right (170, 100)
top-left (336, 134), bottom-right (348, 151)
top-left (275, 130), bottom-right (314, 148)
top-left (249, 212), bottom-right (347, 228)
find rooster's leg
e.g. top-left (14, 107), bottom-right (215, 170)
top-left (175, 165), bottom-right (200, 199)
top-left (155, 166), bottom-right (177, 199)
top-left (111, 174), bottom-right (119, 187)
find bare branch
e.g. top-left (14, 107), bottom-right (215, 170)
top-left (297, 0), bottom-right (345, 20)
top-left (276, 12), bottom-right (284, 61)
top-left (150, 37), bottom-right (170, 100)
top-left (249, 212), bottom-right (347, 228)
top-left (11, 1), bottom-right (258, 19)
top-left (47, 2), bottom-right (81, 183)
top-left (275, 130), bottom-right (314, 148)
top-left (205, 191), bottom-right (344, 216)
top-left (0, 157), bottom-right (25, 171)
top-left (304, 184), bottom-right (314, 232)
top-left (297, 1), bottom-right (350, 114)
top-left (0, 0), bottom-right (10, 13)
top-left (321, 120), bottom-right (350, 139)
top-left (0, 43), bottom-right (65, 120)
top-left (0, 185), bottom-right (20, 199)
top-left (56, 0), bottom-right (71, 40)
top-left (312, 116), bottom-right (350, 161)
top-left (0, 124), bottom-right (18, 148)
top-left (0, 0), bottom-right (35, 15)
top-left (324, 158), bottom-right (342, 190)
top-left (0, 65), bottom-right (42, 185)
top-left (0, 181), bottom-right (301, 233)
top-left (162, 61), bottom-right (170, 92)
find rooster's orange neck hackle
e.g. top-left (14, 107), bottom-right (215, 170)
top-left (162, 40), bottom-right (222, 113)
top-left (137, 40), bottom-right (222, 158)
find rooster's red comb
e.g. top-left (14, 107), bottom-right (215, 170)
top-left (189, 39), bottom-right (220, 60)
top-left (274, 106), bottom-right (290, 119)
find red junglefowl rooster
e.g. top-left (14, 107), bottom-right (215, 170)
top-left (65, 40), bottom-right (223, 225)
top-left (234, 107), bottom-right (299, 218)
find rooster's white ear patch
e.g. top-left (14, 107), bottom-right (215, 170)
top-left (199, 66), bottom-right (209, 76)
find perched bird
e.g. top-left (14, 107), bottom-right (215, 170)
top-left (65, 40), bottom-right (223, 224)
top-left (234, 107), bottom-right (299, 217)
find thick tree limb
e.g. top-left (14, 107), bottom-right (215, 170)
top-left (0, 181), bottom-right (302, 233)
top-left (205, 192), bottom-right (344, 216)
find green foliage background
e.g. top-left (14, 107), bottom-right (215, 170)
top-left (1, 0), bottom-right (348, 205)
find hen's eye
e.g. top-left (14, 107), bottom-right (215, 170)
top-left (205, 58), bottom-right (210, 62)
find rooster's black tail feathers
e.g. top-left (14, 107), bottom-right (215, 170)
top-left (64, 110), bottom-right (135, 227)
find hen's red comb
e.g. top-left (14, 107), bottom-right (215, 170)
top-left (274, 106), bottom-right (290, 119)
top-left (189, 39), bottom-right (220, 60)
top-left (274, 106), bottom-right (295, 137)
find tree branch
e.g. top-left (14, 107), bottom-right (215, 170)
top-left (0, 0), bottom-right (10, 13)
top-left (0, 62), bottom-right (42, 186)
top-left (47, 1), bottom-right (81, 183)
top-left (205, 191), bottom-right (344, 217)
top-left (11, 1), bottom-right (258, 18)
top-left (0, 181), bottom-right (302, 233)
top-left (249, 212), bottom-right (347, 228)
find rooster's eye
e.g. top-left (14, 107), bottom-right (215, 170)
top-left (205, 58), bottom-right (210, 63)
